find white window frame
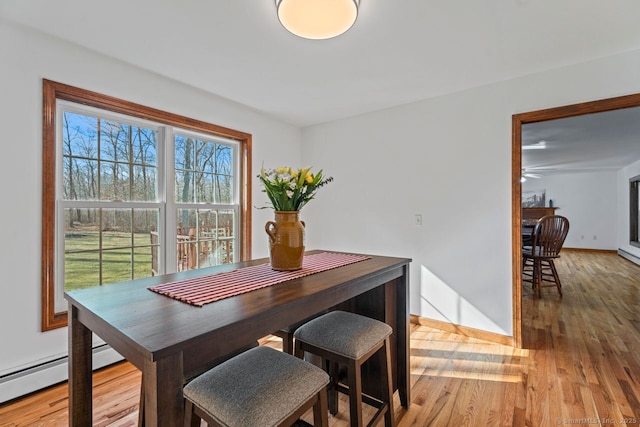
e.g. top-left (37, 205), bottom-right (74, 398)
top-left (52, 101), bottom-right (241, 313)
top-left (168, 127), bottom-right (240, 270)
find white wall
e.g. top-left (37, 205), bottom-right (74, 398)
top-left (0, 20), bottom-right (301, 392)
top-left (618, 158), bottom-right (640, 260)
top-left (4, 14), bottom-right (640, 400)
top-left (522, 172), bottom-right (618, 250)
top-left (302, 48), bottom-right (640, 336)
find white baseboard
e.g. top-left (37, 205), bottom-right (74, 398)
top-left (618, 248), bottom-right (640, 266)
top-left (0, 345), bottom-right (124, 403)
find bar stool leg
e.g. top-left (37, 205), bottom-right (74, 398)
top-left (380, 338), bottom-right (396, 427)
top-left (183, 400), bottom-right (199, 427)
top-left (279, 331), bottom-right (294, 355)
top-left (347, 358), bottom-right (363, 427)
top-left (314, 388), bottom-right (329, 426)
top-left (327, 360), bottom-right (340, 415)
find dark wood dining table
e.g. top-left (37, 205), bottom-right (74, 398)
top-left (65, 250), bottom-right (412, 426)
top-left (522, 219), bottom-right (538, 246)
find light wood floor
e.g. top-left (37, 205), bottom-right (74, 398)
top-left (2, 250), bottom-right (640, 426)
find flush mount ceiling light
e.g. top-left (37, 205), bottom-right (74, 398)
top-left (523, 140), bottom-right (547, 150)
top-left (275, 0), bottom-right (360, 40)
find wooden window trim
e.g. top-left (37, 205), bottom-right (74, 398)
top-left (631, 175), bottom-right (640, 248)
top-left (42, 79), bottom-right (252, 331)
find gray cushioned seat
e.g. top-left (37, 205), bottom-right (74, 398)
top-left (293, 311), bottom-right (392, 359)
top-left (183, 346), bottom-right (329, 427)
top-left (138, 342), bottom-right (260, 426)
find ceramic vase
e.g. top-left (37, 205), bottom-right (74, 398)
top-left (265, 211), bottom-right (305, 271)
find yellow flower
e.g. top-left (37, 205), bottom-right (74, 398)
top-left (257, 164), bottom-right (332, 211)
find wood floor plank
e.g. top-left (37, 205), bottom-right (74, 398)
top-left (2, 250), bottom-right (640, 426)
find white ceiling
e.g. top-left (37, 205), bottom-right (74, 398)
top-left (2, 1), bottom-right (640, 174)
top-left (2, 0), bottom-right (640, 128)
top-left (522, 106), bottom-right (640, 176)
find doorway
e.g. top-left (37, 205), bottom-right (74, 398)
top-left (511, 92), bottom-right (640, 348)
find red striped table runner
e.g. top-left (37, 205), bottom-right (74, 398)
top-left (148, 252), bottom-right (371, 307)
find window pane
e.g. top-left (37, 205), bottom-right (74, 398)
top-left (101, 209), bottom-right (132, 249)
top-left (130, 126), bottom-right (158, 202)
top-left (215, 173), bottom-right (233, 204)
top-left (217, 209), bottom-right (235, 265)
top-left (64, 209), bottom-right (101, 252)
top-left (196, 172), bottom-right (215, 204)
top-left (98, 162), bottom-right (128, 201)
top-left (175, 209), bottom-right (235, 271)
top-left (175, 135), bottom-right (196, 203)
top-left (63, 158), bottom-right (100, 201)
top-left (100, 158), bottom-right (156, 202)
top-left (215, 145), bottom-right (234, 204)
top-left (100, 120), bottom-right (130, 163)
top-left (102, 248), bottom-right (132, 284)
top-left (64, 208), bottom-right (159, 289)
top-left (64, 208), bottom-right (100, 291)
top-left (65, 251), bottom-right (100, 291)
top-left (133, 165), bottom-right (157, 201)
top-left (175, 170), bottom-right (195, 203)
top-left (175, 135), bottom-right (235, 204)
top-left (63, 111), bottom-right (158, 202)
top-left (132, 209), bottom-right (160, 278)
top-left (63, 112), bottom-right (98, 159)
top-left (131, 126), bottom-right (158, 166)
top-left (63, 112), bottom-right (100, 201)
top-left (134, 246), bottom-right (154, 280)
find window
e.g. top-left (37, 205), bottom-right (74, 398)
top-left (631, 175), bottom-right (640, 248)
top-left (42, 80), bottom-right (252, 331)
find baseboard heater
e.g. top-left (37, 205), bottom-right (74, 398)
top-left (618, 248), bottom-right (640, 266)
top-left (0, 345), bottom-right (123, 403)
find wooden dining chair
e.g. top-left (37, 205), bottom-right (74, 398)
top-left (522, 215), bottom-right (570, 297)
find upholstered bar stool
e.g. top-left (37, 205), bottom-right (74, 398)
top-left (138, 342), bottom-right (258, 426)
top-left (183, 346), bottom-right (329, 427)
top-left (273, 310), bottom-right (329, 354)
top-left (293, 311), bottom-right (395, 427)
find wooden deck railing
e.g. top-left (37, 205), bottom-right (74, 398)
top-left (150, 226), bottom-right (233, 275)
